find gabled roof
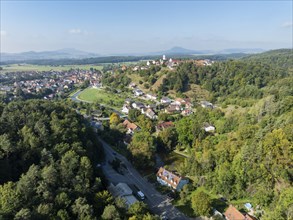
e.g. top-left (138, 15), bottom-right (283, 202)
top-left (157, 167), bottom-right (182, 189)
top-left (123, 119), bottom-right (139, 131)
top-left (146, 108), bottom-right (155, 117)
top-left (224, 205), bottom-right (246, 220)
top-left (156, 121), bottom-right (174, 130)
top-left (161, 96), bottom-right (172, 102)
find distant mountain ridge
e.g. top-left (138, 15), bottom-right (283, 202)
top-left (0, 47), bottom-right (267, 62)
top-left (0, 48), bottom-right (100, 62)
top-left (150, 46), bottom-right (213, 55)
top-left (152, 46), bottom-right (265, 55)
top-left (105, 47), bottom-right (265, 57)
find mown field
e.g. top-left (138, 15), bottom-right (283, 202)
top-left (0, 64), bottom-right (103, 73)
top-left (77, 87), bottom-right (125, 108)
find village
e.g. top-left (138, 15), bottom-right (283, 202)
top-left (84, 58), bottom-right (258, 220)
top-left (0, 57), bottom-right (260, 220)
top-left (0, 68), bottom-right (102, 100)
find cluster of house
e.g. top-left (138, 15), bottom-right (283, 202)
top-left (122, 82), bottom-right (196, 119)
top-left (0, 69), bottom-right (102, 99)
top-left (131, 55), bottom-right (214, 71)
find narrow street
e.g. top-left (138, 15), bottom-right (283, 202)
top-left (99, 138), bottom-right (190, 220)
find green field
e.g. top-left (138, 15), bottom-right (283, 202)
top-left (77, 88), bottom-right (125, 108)
top-left (0, 64), bottom-right (103, 73)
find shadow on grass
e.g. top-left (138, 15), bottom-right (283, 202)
top-left (211, 198), bottom-right (228, 213)
top-left (174, 203), bottom-right (197, 218)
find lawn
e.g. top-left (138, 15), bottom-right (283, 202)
top-left (159, 151), bottom-right (186, 170)
top-left (77, 88), bottom-right (125, 108)
top-left (0, 64), bottom-right (103, 73)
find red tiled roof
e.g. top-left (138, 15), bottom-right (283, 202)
top-left (224, 205), bottom-right (245, 220)
top-left (157, 167), bottom-right (181, 189)
top-left (123, 119), bottom-right (138, 131)
top-left (156, 121), bottom-right (174, 130)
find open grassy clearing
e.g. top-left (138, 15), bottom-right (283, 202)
top-left (77, 87), bottom-right (125, 108)
top-left (152, 74), bottom-right (167, 91)
top-left (0, 64), bottom-right (103, 73)
top-left (184, 84), bottom-right (211, 101)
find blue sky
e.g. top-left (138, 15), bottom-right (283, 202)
top-left (1, 1), bottom-right (292, 54)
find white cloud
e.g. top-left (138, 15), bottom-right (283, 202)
top-left (281, 22), bottom-right (293, 28)
top-left (0, 30), bottom-right (7, 36)
top-left (68, 29), bottom-right (89, 36)
top-left (69, 29), bottom-right (82, 34)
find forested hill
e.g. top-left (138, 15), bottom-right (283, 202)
top-left (241, 49), bottom-right (293, 68)
top-left (122, 49), bottom-right (293, 105)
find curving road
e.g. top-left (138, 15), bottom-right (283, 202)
top-left (99, 138), bottom-right (190, 220)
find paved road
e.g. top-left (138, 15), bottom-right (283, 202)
top-left (99, 138), bottom-right (190, 220)
top-left (71, 90), bottom-right (83, 102)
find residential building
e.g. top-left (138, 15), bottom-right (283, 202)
top-left (129, 82), bottom-right (137, 88)
top-left (123, 119), bottom-right (140, 135)
top-left (132, 102), bottom-right (145, 110)
top-left (134, 88), bottom-right (144, 96)
top-left (161, 96), bottom-right (172, 104)
top-left (165, 105), bottom-right (180, 114)
top-left (122, 104), bottom-right (131, 114)
top-left (108, 183), bottom-right (138, 207)
top-left (224, 205), bottom-right (257, 220)
top-left (181, 109), bottom-right (193, 116)
top-left (145, 108), bottom-right (156, 119)
top-left (200, 101), bottom-right (214, 109)
top-left (156, 121), bottom-right (174, 131)
top-left (146, 93), bottom-right (157, 100)
top-left (156, 167), bottom-right (188, 191)
top-left (204, 124), bottom-right (216, 132)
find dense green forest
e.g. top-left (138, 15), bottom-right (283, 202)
top-left (0, 100), bottom-right (104, 219)
top-left (0, 100), bottom-right (158, 219)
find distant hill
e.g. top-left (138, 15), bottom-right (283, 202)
top-left (151, 46), bottom-right (213, 55)
top-left (218, 48), bottom-right (265, 54)
top-left (0, 48), bottom-right (100, 62)
top-left (150, 46), bottom-right (266, 56)
top-left (241, 48), bottom-right (293, 68)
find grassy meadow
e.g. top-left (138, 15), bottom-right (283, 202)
top-left (77, 87), bottom-right (125, 108)
top-left (0, 64), bottom-right (103, 73)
